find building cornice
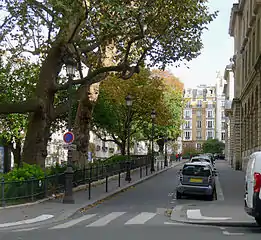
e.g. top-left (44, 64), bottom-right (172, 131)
top-left (229, 3), bottom-right (240, 37)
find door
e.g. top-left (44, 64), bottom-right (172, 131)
top-left (246, 156), bottom-right (255, 208)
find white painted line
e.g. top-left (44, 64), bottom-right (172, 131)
top-left (187, 209), bottom-right (232, 221)
top-left (12, 227), bottom-right (39, 232)
top-left (50, 214), bottom-right (96, 229)
top-left (0, 214), bottom-right (54, 228)
top-left (215, 176), bottom-right (224, 201)
top-left (86, 212), bottom-right (125, 227)
top-left (125, 212), bottom-right (157, 225)
top-left (222, 231), bottom-right (244, 236)
top-left (220, 227), bottom-right (226, 230)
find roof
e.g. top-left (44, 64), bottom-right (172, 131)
top-left (184, 162), bottom-right (211, 167)
top-left (192, 155), bottom-right (211, 160)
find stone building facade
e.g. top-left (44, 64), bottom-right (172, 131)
top-left (223, 62), bottom-right (235, 167)
top-left (229, 0), bottom-right (261, 170)
top-left (182, 85), bottom-right (217, 152)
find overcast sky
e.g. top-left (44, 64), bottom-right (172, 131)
top-left (169, 0), bottom-right (237, 88)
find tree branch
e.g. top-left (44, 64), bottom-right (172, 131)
top-left (55, 64), bottom-right (125, 91)
top-left (29, 0), bottom-right (57, 18)
top-left (0, 100), bottom-right (40, 114)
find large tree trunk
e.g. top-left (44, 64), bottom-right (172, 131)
top-left (22, 46), bottom-right (63, 167)
top-left (120, 140), bottom-right (126, 155)
top-left (73, 83), bottom-right (99, 167)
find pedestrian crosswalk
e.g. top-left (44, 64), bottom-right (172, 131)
top-left (50, 212), bottom-right (161, 229)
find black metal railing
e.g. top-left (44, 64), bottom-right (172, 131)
top-left (0, 155), bottom-right (155, 206)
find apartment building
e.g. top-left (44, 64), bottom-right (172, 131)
top-left (182, 85), bottom-right (216, 151)
top-left (215, 74), bottom-right (226, 143)
top-left (228, 0), bottom-right (261, 170)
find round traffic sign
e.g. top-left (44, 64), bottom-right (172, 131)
top-left (63, 131), bottom-right (75, 144)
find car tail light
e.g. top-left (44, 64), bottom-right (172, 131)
top-left (254, 172), bottom-right (261, 193)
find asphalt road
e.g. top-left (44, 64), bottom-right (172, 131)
top-left (1, 224), bottom-right (260, 240)
top-left (1, 161), bottom-right (260, 239)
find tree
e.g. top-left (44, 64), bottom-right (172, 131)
top-left (202, 139), bottom-right (225, 154)
top-left (0, 0), bottom-right (217, 166)
top-left (149, 70), bottom-right (185, 153)
top-left (0, 58), bottom-right (39, 167)
top-left (92, 68), bottom-right (170, 155)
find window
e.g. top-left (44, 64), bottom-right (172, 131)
top-left (207, 131), bottom-right (213, 139)
top-left (221, 101), bottom-right (225, 107)
top-left (196, 120), bottom-right (202, 128)
top-left (207, 121), bottom-right (213, 128)
top-left (184, 131), bottom-right (191, 140)
top-left (182, 165), bottom-right (211, 177)
top-left (221, 132), bottom-right (225, 141)
top-left (196, 143), bottom-right (202, 149)
top-left (222, 122), bottom-right (226, 129)
top-left (197, 100), bottom-right (202, 107)
top-left (207, 102), bottom-right (213, 108)
top-left (207, 110), bottom-right (213, 118)
top-left (221, 111), bottom-right (225, 119)
top-left (185, 110), bottom-right (191, 118)
top-left (196, 110), bottom-right (201, 117)
top-left (186, 101), bottom-right (191, 108)
top-left (185, 120), bottom-right (191, 129)
top-left (196, 131), bottom-right (202, 139)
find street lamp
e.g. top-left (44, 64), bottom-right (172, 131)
top-left (125, 94), bottom-right (133, 182)
top-left (63, 56), bottom-right (77, 204)
top-left (151, 109), bottom-right (156, 172)
top-left (164, 137), bottom-right (168, 167)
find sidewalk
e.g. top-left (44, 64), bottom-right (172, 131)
top-left (0, 159), bottom-right (187, 227)
top-left (171, 160), bottom-right (257, 227)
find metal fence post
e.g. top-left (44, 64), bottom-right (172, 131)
top-left (118, 164), bottom-right (121, 187)
top-left (105, 175), bottom-right (108, 192)
top-left (44, 173), bottom-right (48, 198)
top-left (1, 178), bottom-right (5, 207)
top-left (88, 166), bottom-right (92, 200)
top-left (140, 166), bottom-right (142, 178)
top-left (31, 177), bottom-right (35, 202)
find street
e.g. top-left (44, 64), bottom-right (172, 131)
top-left (0, 160), bottom-right (260, 239)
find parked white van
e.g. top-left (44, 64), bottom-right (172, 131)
top-left (244, 152), bottom-right (261, 225)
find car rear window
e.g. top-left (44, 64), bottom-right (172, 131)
top-left (182, 165), bottom-right (211, 177)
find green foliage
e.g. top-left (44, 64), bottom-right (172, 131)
top-left (4, 163), bottom-right (44, 181)
top-left (202, 139), bottom-right (225, 154)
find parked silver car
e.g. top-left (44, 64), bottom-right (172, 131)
top-left (190, 156), bottom-right (217, 173)
top-left (176, 162), bottom-right (216, 201)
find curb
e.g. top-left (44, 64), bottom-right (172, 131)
top-left (170, 204), bottom-right (257, 228)
top-left (0, 166), bottom-right (146, 210)
top-left (67, 160), bottom-right (187, 219)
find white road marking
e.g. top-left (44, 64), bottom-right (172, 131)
top-left (187, 209), bottom-right (232, 221)
top-left (220, 227), bottom-right (226, 230)
top-left (86, 212), bottom-right (125, 227)
top-left (215, 176), bottom-right (224, 201)
top-left (12, 227), bottom-right (39, 232)
top-left (222, 231), bottom-right (244, 236)
top-left (50, 214), bottom-right (96, 229)
top-left (125, 212), bottom-right (157, 225)
top-left (0, 214), bottom-right (54, 228)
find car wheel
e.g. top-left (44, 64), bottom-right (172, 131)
top-left (176, 191), bottom-right (182, 199)
top-left (255, 217), bottom-right (261, 226)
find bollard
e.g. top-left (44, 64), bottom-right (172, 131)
top-left (157, 162), bottom-right (159, 171)
top-left (140, 166), bottom-right (142, 178)
top-left (31, 177), bottom-right (35, 202)
top-left (146, 164), bottom-right (148, 176)
top-left (1, 178), bottom-right (5, 207)
top-left (44, 174), bottom-right (48, 198)
top-left (118, 171), bottom-right (121, 187)
top-left (88, 166), bottom-right (92, 200)
top-left (106, 175), bottom-right (108, 192)
top-left (161, 161), bottom-right (163, 170)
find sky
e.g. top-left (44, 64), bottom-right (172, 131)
top-left (169, 0), bottom-right (237, 88)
